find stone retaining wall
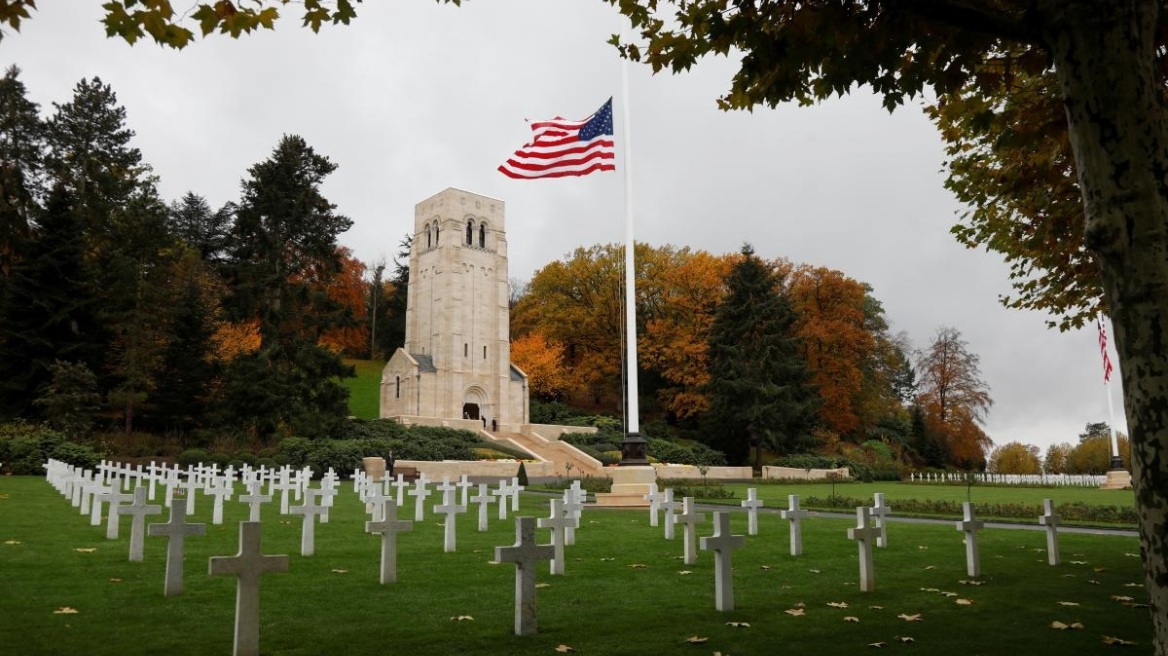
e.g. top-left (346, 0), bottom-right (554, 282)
top-left (652, 464), bottom-right (754, 480)
top-left (761, 466), bottom-right (851, 481)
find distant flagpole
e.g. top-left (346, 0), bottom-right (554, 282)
top-left (617, 31), bottom-right (648, 466)
top-left (1098, 315), bottom-right (1123, 469)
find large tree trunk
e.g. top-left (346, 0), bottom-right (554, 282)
top-left (1043, 1), bottom-right (1168, 652)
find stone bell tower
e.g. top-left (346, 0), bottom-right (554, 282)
top-left (380, 188), bottom-right (529, 426)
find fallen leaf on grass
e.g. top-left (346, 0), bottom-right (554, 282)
top-left (868, 606), bottom-right (884, 610)
top-left (486, 561), bottom-right (500, 565)
top-left (450, 615), bottom-right (474, 621)
top-left (940, 592), bottom-right (958, 598)
top-left (959, 580), bottom-right (985, 586)
top-left (535, 583), bottom-right (550, 589)
top-left (760, 565), bottom-right (771, 571)
top-left (726, 621), bottom-right (750, 628)
top-left (1058, 601), bottom-right (1080, 607)
top-left (4, 540), bottom-right (20, 545)
top-left (784, 608), bottom-right (805, 617)
top-left (808, 569), bottom-right (822, 574)
top-left (896, 636), bottom-right (915, 644)
top-left (1094, 567), bottom-right (1107, 573)
top-left (1123, 582), bottom-right (1142, 588)
top-left (627, 564), bottom-right (647, 569)
top-left (1102, 636), bottom-right (1137, 646)
top-left (330, 569), bottom-right (348, 574)
top-left (108, 578), bottom-right (122, 583)
top-left (917, 545), bottom-right (928, 550)
top-left (53, 607), bottom-right (78, 614)
top-left (919, 587), bottom-right (939, 593)
top-left (844, 616), bottom-right (860, 623)
top-left (1088, 580), bottom-right (1101, 585)
top-left (955, 599), bottom-right (973, 606)
top-left (600, 557), bottom-right (615, 561)
top-left (923, 565), bottom-right (936, 570)
top-left (868, 642), bottom-right (887, 648)
top-left (554, 645), bottom-right (573, 653)
top-left (74, 548), bottom-right (96, 553)
top-left (827, 602), bottom-right (848, 609)
top-left (684, 636), bottom-right (708, 644)
top-left (1050, 621), bottom-right (1084, 630)
top-left (677, 571), bottom-right (692, 575)
top-left (1069, 560), bottom-right (1088, 565)
top-left (897, 614), bottom-right (922, 622)
top-left (1124, 552), bottom-right (1138, 558)
top-left (1110, 595), bottom-right (1134, 603)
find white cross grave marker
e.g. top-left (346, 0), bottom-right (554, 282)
top-left (101, 489), bottom-right (136, 540)
top-left (537, 499), bottom-right (576, 575)
top-left (699, 511), bottom-right (746, 611)
top-left (955, 501), bottom-right (984, 577)
top-left (561, 488), bottom-right (585, 546)
top-left (208, 476), bottom-right (235, 526)
top-left (271, 469), bottom-right (297, 515)
top-left (117, 486), bottom-right (162, 562)
top-left (494, 516), bottom-right (555, 636)
top-left (643, 483), bottom-right (663, 527)
top-left (433, 484), bottom-right (467, 553)
top-left (147, 498), bottom-right (206, 595)
top-left (89, 480), bottom-right (113, 527)
top-left (238, 481), bottom-right (272, 523)
top-left (408, 478), bottom-right (432, 522)
top-left (208, 522), bottom-right (289, 656)
top-left (392, 473), bottom-right (410, 507)
top-left (676, 497), bottom-right (707, 565)
top-left (493, 480), bottom-right (512, 521)
top-left (740, 488), bottom-right (764, 536)
top-left (780, 495), bottom-right (810, 556)
top-left (870, 492), bottom-right (891, 548)
top-left (471, 483), bottom-right (493, 532)
top-left (509, 476), bottom-right (525, 511)
top-left (659, 488), bottom-right (680, 540)
top-left (457, 474), bottom-right (473, 507)
top-left (846, 506), bottom-right (879, 592)
top-left (365, 499), bottom-right (413, 584)
top-left (288, 489), bottom-right (327, 557)
top-left (1039, 498), bottom-right (1061, 566)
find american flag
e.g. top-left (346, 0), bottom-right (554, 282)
top-left (497, 98), bottom-right (616, 179)
top-left (1098, 317), bottom-right (1114, 383)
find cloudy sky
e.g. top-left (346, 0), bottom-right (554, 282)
top-left (4, 1), bottom-right (1126, 451)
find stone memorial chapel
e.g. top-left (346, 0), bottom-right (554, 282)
top-left (380, 188), bottom-right (529, 427)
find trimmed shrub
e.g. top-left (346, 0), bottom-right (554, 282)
top-left (517, 461), bottom-right (529, 486)
top-left (177, 449), bottom-right (209, 467)
top-left (50, 442), bottom-right (102, 469)
top-left (306, 441), bottom-right (363, 479)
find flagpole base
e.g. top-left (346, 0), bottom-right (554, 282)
top-left (619, 432), bottom-right (649, 466)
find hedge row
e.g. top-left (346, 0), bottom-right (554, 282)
top-left (802, 495), bottom-right (1138, 525)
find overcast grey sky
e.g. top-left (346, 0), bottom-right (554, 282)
top-left (3, 0), bottom-right (1126, 451)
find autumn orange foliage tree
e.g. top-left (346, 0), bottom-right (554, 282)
top-left (786, 265), bottom-right (874, 438)
top-left (510, 332), bottom-right (577, 401)
top-left (318, 247), bottom-right (368, 356)
top-left (915, 327), bottom-right (993, 468)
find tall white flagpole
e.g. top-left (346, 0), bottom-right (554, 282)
top-left (618, 30), bottom-right (647, 465)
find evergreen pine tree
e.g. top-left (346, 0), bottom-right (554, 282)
top-left (705, 244), bottom-right (819, 467)
top-left (0, 185), bottom-right (102, 418)
top-left (0, 65), bottom-right (47, 277)
top-left (219, 134), bottom-right (355, 439)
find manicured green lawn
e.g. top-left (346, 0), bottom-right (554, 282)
top-left (0, 476), bottom-right (1151, 655)
top-left (342, 358), bottom-right (384, 419)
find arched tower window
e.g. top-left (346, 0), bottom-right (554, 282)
top-left (433, 223), bottom-right (439, 245)
top-left (425, 223), bottom-right (431, 249)
top-left (466, 220), bottom-right (473, 245)
top-left (479, 223), bottom-right (486, 248)
top-left (395, 375), bottom-right (401, 399)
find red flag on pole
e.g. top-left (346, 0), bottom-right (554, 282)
top-left (1098, 318), bottom-right (1114, 383)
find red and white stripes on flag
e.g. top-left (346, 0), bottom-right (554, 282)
top-left (1098, 317), bottom-right (1114, 383)
top-left (497, 98), bottom-right (616, 179)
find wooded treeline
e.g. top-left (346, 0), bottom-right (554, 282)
top-left (1, 67), bottom-right (993, 469)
